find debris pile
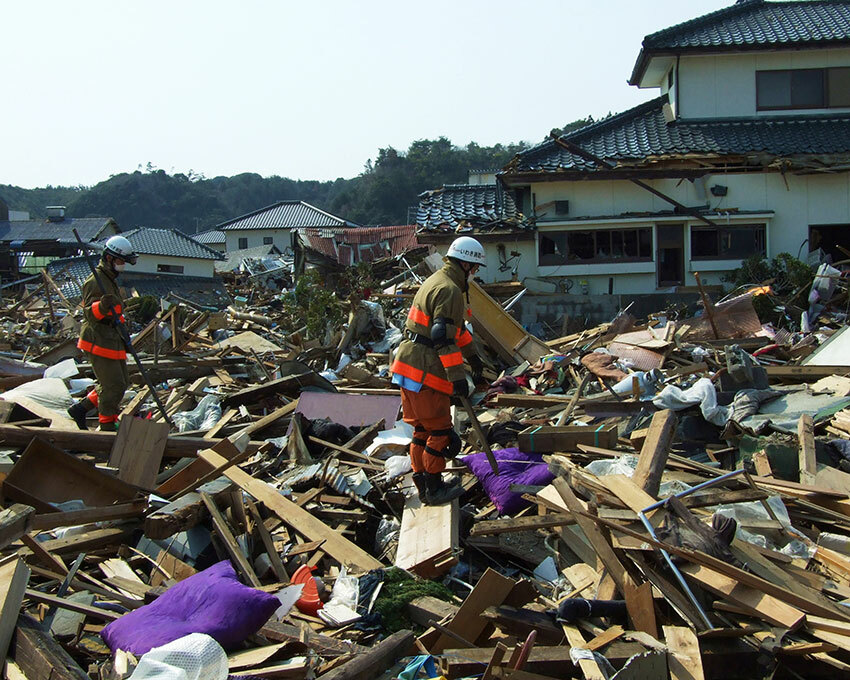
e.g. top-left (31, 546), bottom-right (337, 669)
top-left (3, 251), bottom-right (850, 679)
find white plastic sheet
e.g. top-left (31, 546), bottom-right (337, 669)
top-left (128, 633), bottom-right (228, 680)
top-left (652, 377), bottom-right (730, 426)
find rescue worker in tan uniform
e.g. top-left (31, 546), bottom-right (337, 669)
top-left (391, 236), bottom-right (485, 505)
top-left (67, 235), bottom-right (137, 431)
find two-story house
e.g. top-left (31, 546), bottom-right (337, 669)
top-left (433, 0), bottom-right (850, 296)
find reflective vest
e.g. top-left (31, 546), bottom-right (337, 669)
top-left (77, 264), bottom-right (128, 360)
top-left (390, 259), bottom-right (474, 394)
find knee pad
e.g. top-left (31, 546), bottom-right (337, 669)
top-left (428, 428), bottom-right (462, 459)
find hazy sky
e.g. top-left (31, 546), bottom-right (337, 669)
top-left (3, 0), bottom-right (730, 189)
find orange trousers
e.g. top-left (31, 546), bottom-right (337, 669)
top-left (400, 386), bottom-right (452, 474)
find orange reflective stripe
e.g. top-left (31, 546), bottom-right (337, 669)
top-left (439, 351), bottom-right (463, 368)
top-left (456, 329), bottom-right (472, 348)
top-left (408, 306), bottom-right (430, 326)
top-left (91, 300), bottom-right (107, 320)
top-left (77, 338), bottom-right (127, 360)
top-left (423, 374), bottom-right (453, 394)
top-left (99, 414), bottom-right (119, 424)
top-left (390, 359), bottom-right (423, 383)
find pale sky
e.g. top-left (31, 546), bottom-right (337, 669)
top-left (3, 0), bottom-right (730, 189)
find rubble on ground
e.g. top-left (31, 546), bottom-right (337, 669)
top-left (3, 251), bottom-right (850, 679)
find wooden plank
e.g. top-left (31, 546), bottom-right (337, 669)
top-left (679, 562), bottom-right (804, 629)
top-left (24, 589), bottom-right (120, 621)
top-left (109, 415), bottom-right (170, 490)
top-left (119, 385), bottom-right (150, 418)
top-left (395, 492), bottom-right (458, 579)
top-left (751, 450), bottom-right (773, 478)
top-left (632, 409), bottom-right (677, 498)
top-left (0, 504), bottom-right (34, 550)
top-left (623, 580), bottom-right (658, 638)
top-left (11, 613), bottom-right (89, 680)
top-left (201, 492), bottom-right (262, 587)
top-left (469, 514), bottom-right (576, 536)
top-left (32, 500), bottom-right (146, 531)
top-left (426, 567), bottom-right (516, 654)
top-left (517, 425), bottom-right (617, 453)
top-left (247, 499), bottom-right (289, 582)
top-left (0, 557), bottom-right (30, 662)
top-left (20, 527), bottom-right (133, 559)
top-left (798, 413), bottom-right (817, 485)
top-left (315, 629), bottom-right (413, 680)
top-left (585, 625), bottom-right (624, 652)
top-left (198, 447), bottom-right (382, 572)
top-left (155, 437), bottom-right (243, 497)
top-left (204, 407), bottom-right (240, 439)
top-left (664, 626), bottom-right (705, 680)
top-left (562, 624), bottom-right (606, 680)
top-left (407, 596), bottom-right (460, 628)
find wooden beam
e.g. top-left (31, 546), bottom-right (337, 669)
top-left (632, 409), bottom-right (677, 498)
top-left (10, 612), bottom-right (89, 680)
top-left (315, 629), bottom-right (413, 680)
top-left (470, 514), bottom-right (576, 536)
top-left (798, 413), bottom-right (817, 485)
top-left (201, 492), bottom-right (262, 587)
top-left (0, 504), bottom-right (34, 550)
top-left (198, 448), bottom-right (383, 573)
top-left (664, 626), bottom-right (705, 680)
top-left (0, 557), bottom-right (30, 662)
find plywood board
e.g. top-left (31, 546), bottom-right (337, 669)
top-left (395, 492), bottom-right (458, 579)
top-left (664, 625), bottom-right (705, 680)
top-left (109, 415), bottom-right (170, 490)
top-left (0, 556), bottom-right (30, 663)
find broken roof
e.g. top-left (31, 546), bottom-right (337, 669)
top-left (630, 0), bottom-right (850, 85)
top-left (297, 225), bottom-right (418, 266)
top-left (416, 184), bottom-right (523, 232)
top-left (215, 244), bottom-right (284, 273)
top-left (114, 228), bottom-right (225, 261)
top-left (218, 201), bottom-right (356, 231)
top-left (503, 95), bottom-right (850, 178)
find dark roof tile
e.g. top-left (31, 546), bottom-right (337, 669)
top-left (416, 184), bottom-right (522, 231)
top-left (113, 228), bottom-right (225, 260)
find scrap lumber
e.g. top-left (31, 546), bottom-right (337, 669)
top-left (198, 447), bottom-right (382, 572)
top-left (395, 492), bottom-right (458, 579)
top-left (9, 613), bottom-right (89, 680)
top-left (260, 620), bottom-right (366, 657)
top-left (798, 413), bottom-right (817, 485)
top-left (108, 414), bottom-right (170, 489)
top-left (632, 409), bottom-right (677, 497)
top-left (201, 491), bottom-right (262, 587)
top-left (143, 477), bottom-right (233, 539)
top-left (664, 626), bottom-right (705, 680)
top-left (0, 557), bottom-right (30, 663)
top-left (315, 629), bottom-right (414, 680)
top-left (0, 504), bottom-right (34, 550)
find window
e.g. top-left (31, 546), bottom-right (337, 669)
top-left (238, 237), bottom-right (248, 249)
top-left (263, 236), bottom-right (273, 245)
top-left (555, 200), bottom-right (570, 215)
top-left (690, 224), bottom-right (766, 260)
top-left (157, 264), bottom-right (184, 274)
top-left (757, 67), bottom-right (850, 110)
top-left (539, 227), bottom-right (652, 266)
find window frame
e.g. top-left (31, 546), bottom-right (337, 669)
top-left (156, 263), bottom-right (185, 274)
top-left (690, 223), bottom-right (766, 261)
top-left (756, 67), bottom-right (850, 111)
top-left (262, 236), bottom-right (274, 245)
top-left (238, 237), bottom-right (248, 249)
top-left (538, 226), bottom-right (654, 266)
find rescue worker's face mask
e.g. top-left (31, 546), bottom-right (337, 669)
top-left (113, 258), bottom-right (126, 273)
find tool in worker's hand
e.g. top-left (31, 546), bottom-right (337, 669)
top-left (72, 229), bottom-right (174, 426)
top-left (459, 394), bottom-right (499, 476)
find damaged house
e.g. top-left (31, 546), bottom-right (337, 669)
top-left (500, 0), bottom-right (850, 295)
top-left (421, 0), bottom-right (850, 297)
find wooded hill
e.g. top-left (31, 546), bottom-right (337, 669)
top-left (2, 120), bottom-right (594, 232)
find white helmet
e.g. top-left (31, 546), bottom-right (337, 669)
top-left (446, 236), bottom-right (486, 267)
top-left (104, 235), bottom-right (137, 265)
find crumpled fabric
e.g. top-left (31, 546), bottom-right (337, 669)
top-left (652, 377), bottom-right (730, 426)
top-left (581, 352), bottom-right (627, 382)
top-left (483, 375), bottom-right (531, 404)
top-left (728, 388), bottom-right (782, 423)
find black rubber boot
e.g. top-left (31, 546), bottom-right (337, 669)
top-left (99, 421), bottom-right (118, 433)
top-left (424, 472), bottom-right (464, 506)
top-left (67, 400), bottom-right (90, 430)
top-left (412, 472), bottom-right (430, 504)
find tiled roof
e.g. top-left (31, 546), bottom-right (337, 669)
top-left (631, 0), bottom-right (850, 84)
top-left (416, 184), bottom-right (520, 231)
top-left (193, 229), bottom-right (225, 245)
top-left (217, 201), bottom-right (354, 231)
top-left (113, 228), bottom-right (225, 260)
top-left (0, 217), bottom-right (115, 245)
top-left (297, 225), bottom-right (419, 266)
top-left (505, 95), bottom-right (850, 175)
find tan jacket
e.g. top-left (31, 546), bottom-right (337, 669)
top-left (77, 263), bottom-right (127, 360)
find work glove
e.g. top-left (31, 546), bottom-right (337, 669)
top-left (452, 378), bottom-right (469, 398)
top-left (99, 294), bottom-right (120, 314)
top-left (468, 355), bottom-right (483, 384)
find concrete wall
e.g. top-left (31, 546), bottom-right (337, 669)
top-left (428, 238), bottom-right (539, 285)
top-left (224, 229), bottom-right (292, 253)
top-left (523, 171), bottom-right (850, 294)
top-left (132, 255), bottom-right (215, 278)
top-left (676, 48), bottom-right (850, 119)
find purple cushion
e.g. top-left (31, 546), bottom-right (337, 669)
top-left (101, 561), bottom-right (279, 655)
top-left (461, 447), bottom-right (554, 515)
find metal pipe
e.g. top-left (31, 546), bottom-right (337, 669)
top-left (638, 468), bottom-right (745, 630)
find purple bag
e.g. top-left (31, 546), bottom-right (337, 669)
top-left (101, 560), bottom-right (279, 655)
top-left (461, 447), bottom-right (554, 515)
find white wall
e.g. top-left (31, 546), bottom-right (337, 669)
top-left (131, 254), bottom-right (215, 278)
top-left (428, 239), bottom-right (538, 285)
top-left (522, 170), bottom-right (850, 294)
top-left (676, 48), bottom-right (850, 119)
top-left (224, 229), bottom-right (292, 253)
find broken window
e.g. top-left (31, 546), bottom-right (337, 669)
top-left (538, 227), bottom-right (652, 265)
top-left (690, 224), bottom-right (766, 260)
